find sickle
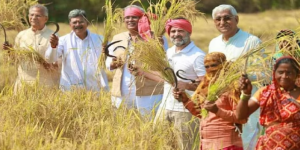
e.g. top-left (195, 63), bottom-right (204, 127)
top-left (105, 40), bottom-right (125, 58)
top-left (48, 21), bottom-right (59, 34)
top-left (164, 67), bottom-right (178, 89)
top-left (0, 24), bottom-right (8, 45)
top-left (176, 70), bottom-right (196, 83)
top-left (113, 46), bottom-right (126, 52)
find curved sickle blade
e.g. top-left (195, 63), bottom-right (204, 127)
top-left (105, 40), bottom-right (123, 58)
top-left (176, 69), bottom-right (196, 83)
top-left (113, 46), bottom-right (126, 52)
top-left (164, 67), bottom-right (178, 89)
top-left (48, 21), bottom-right (59, 34)
top-left (0, 23), bottom-right (8, 45)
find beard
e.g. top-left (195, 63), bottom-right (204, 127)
top-left (171, 35), bottom-right (190, 47)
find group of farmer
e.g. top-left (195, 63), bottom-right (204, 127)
top-left (2, 2), bottom-right (300, 150)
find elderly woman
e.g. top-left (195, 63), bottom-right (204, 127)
top-left (238, 56), bottom-right (300, 149)
top-left (173, 52), bottom-right (246, 150)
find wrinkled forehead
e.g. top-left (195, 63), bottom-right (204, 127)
top-left (214, 9), bottom-right (232, 17)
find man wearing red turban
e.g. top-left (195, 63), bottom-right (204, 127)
top-left (106, 5), bottom-right (169, 117)
top-left (155, 18), bottom-right (206, 150)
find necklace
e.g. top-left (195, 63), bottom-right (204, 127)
top-left (280, 86), bottom-right (298, 93)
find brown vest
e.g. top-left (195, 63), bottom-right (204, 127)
top-left (111, 32), bottom-right (164, 97)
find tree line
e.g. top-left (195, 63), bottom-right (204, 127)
top-left (38, 0), bottom-right (300, 22)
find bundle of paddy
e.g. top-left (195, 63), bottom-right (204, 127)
top-left (98, 0), bottom-right (123, 69)
top-left (274, 29), bottom-right (300, 63)
top-left (129, 38), bottom-right (175, 85)
top-left (132, 0), bottom-right (204, 37)
top-left (201, 41), bottom-right (273, 117)
top-left (7, 47), bottom-right (47, 67)
top-left (0, 0), bottom-right (37, 31)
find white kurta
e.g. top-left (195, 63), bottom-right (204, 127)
top-left (45, 30), bottom-right (109, 91)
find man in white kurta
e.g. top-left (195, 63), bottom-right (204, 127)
top-left (2, 4), bottom-right (61, 93)
top-left (208, 4), bottom-right (261, 149)
top-left (45, 9), bottom-right (108, 91)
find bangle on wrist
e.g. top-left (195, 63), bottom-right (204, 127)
top-left (240, 91), bottom-right (251, 101)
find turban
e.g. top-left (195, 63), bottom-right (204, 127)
top-left (165, 19), bottom-right (192, 36)
top-left (124, 7), bottom-right (144, 17)
top-left (124, 7), bottom-right (154, 41)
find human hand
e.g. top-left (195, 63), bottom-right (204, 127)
top-left (2, 42), bottom-right (12, 50)
top-left (172, 88), bottom-right (189, 103)
top-left (203, 100), bottom-right (218, 113)
top-left (50, 34), bottom-right (58, 48)
top-left (110, 57), bottom-right (123, 69)
top-left (128, 64), bottom-right (144, 76)
top-left (239, 74), bottom-right (252, 95)
top-left (102, 45), bottom-right (106, 54)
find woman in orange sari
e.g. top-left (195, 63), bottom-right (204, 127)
top-left (237, 56), bottom-right (300, 149)
top-left (173, 52), bottom-right (246, 150)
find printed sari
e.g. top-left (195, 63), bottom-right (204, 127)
top-left (254, 84), bottom-right (300, 150)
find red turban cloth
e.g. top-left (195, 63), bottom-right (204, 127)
top-left (165, 19), bottom-right (192, 36)
top-left (124, 7), bottom-right (144, 18)
top-left (124, 7), bottom-right (153, 41)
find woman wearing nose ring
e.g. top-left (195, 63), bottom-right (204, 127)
top-left (237, 56), bottom-right (300, 149)
top-left (173, 52), bottom-right (246, 150)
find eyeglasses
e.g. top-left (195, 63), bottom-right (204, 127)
top-left (214, 15), bottom-right (234, 22)
top-left (204, 63), bottom-right (219, 69)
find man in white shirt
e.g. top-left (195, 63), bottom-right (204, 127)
top-left (155, 18), bottom-right (206, 150)
top-left (46, 9), bottom-right (108, 91)
top-left (209, 4), bottom-right (261, 60)
top-left (208, 4), bottom-right (261, 148)
top-left (2, 4), bottom-right (61, 93)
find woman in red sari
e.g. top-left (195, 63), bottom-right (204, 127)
top-left (237, 56), bottom-right (300, 150)
top-left (173, 52), bottom-right (246, 150)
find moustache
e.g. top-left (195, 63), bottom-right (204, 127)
top-left (74, 26), bottom-right (83, 29)
top-left (173, 36), bottom-right (182, 39)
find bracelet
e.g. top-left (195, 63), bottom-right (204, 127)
top-left (240, 91), bottom-right (251, 101)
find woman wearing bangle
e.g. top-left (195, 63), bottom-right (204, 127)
top-left (237, 56), bottom-right (300, 149)
top-left (173, 52), bottom-right (246, 150)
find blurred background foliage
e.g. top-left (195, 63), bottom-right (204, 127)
top-left (37, 0), bottom-right (300, 23)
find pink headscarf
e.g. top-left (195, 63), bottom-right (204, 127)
top-left (124, 6), bottom-right (152, 40)
top-left (165, 19), bottom-right (192, 36)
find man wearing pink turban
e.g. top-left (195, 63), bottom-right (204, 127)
top-left (155, 18), bottom-right (206, 150)
top-left (105, 5), bottom-right (169, 117)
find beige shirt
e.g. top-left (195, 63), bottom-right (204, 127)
top-left (109, 32), bottom-right (163, 97)
top-left (14, 26), bottom-right (60, 89)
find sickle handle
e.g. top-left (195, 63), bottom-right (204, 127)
top-left (0, 24), bottom-right (8, 44)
